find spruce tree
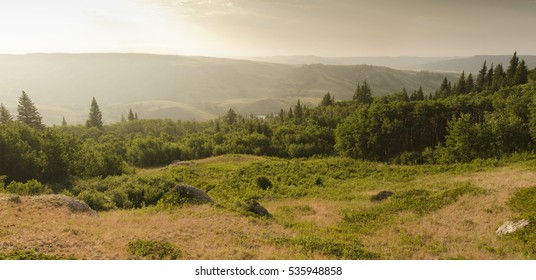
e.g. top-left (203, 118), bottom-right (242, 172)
top-left (475, 61), bottom-right (488, 92)
top-left (0, 103), bottom-right (13, 124)
top-left (320, 92), bottom-right (334, 106)
top-left (86, 97), bottom-right (103, 129)
top-left (416, 86), bottom-right (425, 101)
top-left (438, 77), bottom-right (451, 98)
top-left (17, 91), bottom-right (44, 129)
top-left (135, 112), bottom-right (138, 120)
top-left (127, 109), bottom-right (135, 121)
top-left (121, 114), bottom-right (126, 122)
top-left (492, 64), bottom-right (506, 91)
top-left (61, 116), bottom-right (67, 126)
top-left (353, 80), bottom-right (373, 104)
top-left (294, 100), bottom-right (304, 121)
top-left (514, 59), bottom-right (528, 85)
top-left (506, 52), bottom-right (519, 86)
top-left (466, 73), bottom-right (474, 93)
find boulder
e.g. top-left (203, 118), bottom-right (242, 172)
top-left (170, 160), bottom-right (193, 166)
top-left (245, 200), bottom-right (272, 218)
top-left (496, 220), bottom-right (530, 236)
top-left (171, 184), bottom-right (214, 204)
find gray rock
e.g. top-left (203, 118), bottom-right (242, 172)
top-left (246, 201), bottom-right (272, 218)
top-left (172, 184), bottom-right (214, 204)
top-left (496, 220), bottom-right (530, 236)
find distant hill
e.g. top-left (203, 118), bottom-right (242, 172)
top-left (408, 55), bottom-right (536, 73)
top-left (247, 55), bottom-right (454, 69)
top-left (0, 53), bottom-right (457, 125)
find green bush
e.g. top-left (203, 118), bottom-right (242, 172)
top-left (509, 186), bottom-right (536, 217)
top-left (4, 179), bottom-right (51, 195)
top-left (0, 250), bottom-right (73, 260)
top-left (275, 236), bottom-right (379, 260)
top-left (127, 239), bottom-right (182, 260)
top-left (256, 176), bottom-right (272, 190)
top-left (77, 189), bottom-right (115, 211)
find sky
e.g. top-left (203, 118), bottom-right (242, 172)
top-left (0, 0), bottom-right (535, 57)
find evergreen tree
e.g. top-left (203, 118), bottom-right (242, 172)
top-left (416, 86), bottom-right (425, 101)
top-left (491, 64), bottom-right (506, 91)
top-left (453, 71), bottom-right (467, 94)
top-left (288, 108), bottom-right (294, 119)
top-left (294, 100), bottom-right (304, 121)
top-left (17, 91), bottom-right (44, 129)
top-left (353, 80), bottom-right (373, 104)
top-left (225, 108), bottom-right (237, 125)
top-left (514, 59), bottom-right (528, 85)
top-left (127, 109), bottom-right (135, 121)
top-left (279, 109), bottom-right (285, 121)
top-left (486, 63), bottom-right (494, 91)
top-left (466, 73), bottom-right (474, 93)
top-left (135, 112), bottom-right (139, 120)
top-left (121, 114), bottom-right (126, 122)
top-left (86, 97), bottom-right (103, 129)
top-left (0, 103), bottom-right (13, 124)
top-left (475, 61), bottom-right (488, 92)
top-left (320, 92), bottom-right (334, 106)
top-left (506, 52), bottom-right (519, 86)
top-left (61, 116), bottom-right (67, 126)
top-left (438, 77), bottom-right (452, 98)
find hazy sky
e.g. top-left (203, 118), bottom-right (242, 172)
top-left (1, 0), bottom-right (535, 57)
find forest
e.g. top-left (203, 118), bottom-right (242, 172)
top-left (1, 53), bottom-right (536, 206)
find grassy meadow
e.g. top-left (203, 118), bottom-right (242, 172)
top-left (1, 154), bottom-right (535, 260)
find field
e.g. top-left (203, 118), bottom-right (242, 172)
top-left (1, 154), bottom-right (535, 260)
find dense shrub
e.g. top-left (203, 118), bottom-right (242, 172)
top-left (127, 239), bottom-right (182, 260)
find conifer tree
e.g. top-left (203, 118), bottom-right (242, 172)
top-left (294, 100), bottom-right (304, 121)
top-left (225, 108), bottom-right (237, 125)
top-left (121, 114), bottom-right (126, 122)
top-left (279, 109), bottom-right (285, 121)
top-left (320, 92), bottom-right (334, 106)
top-left (438, 77), bottom-right (451, 98)
top-left (416, 86), bottom-right (425, 101)
top-left (492, 64), bottom-right (506, 91)
top-left (506, 52), bottom-right (519, 86)
top-left (466, 73), bottom-right (474, 93)
top-left (0, 103), bottom-right (13, 124)
top-left (61, 116), bottom-right (67, 126)
top-left (135, 112), bottom-right (138, 120)
top-left (476, 61), bottom-right (488, 92)
top-left (486, 63), bottom-right (494, 90)
top-left (288, 108), bottom-right (294, 119)
top-left (17, 91), bottom-right (44, 129)
top-left (127, 109), bottom-right (135, 121)
top-left (86, 97), bottom-right (103, 129)
top-left (352, 80), bottom-right (373, 104)
top-left (514, 59), bottom-right (528, 85)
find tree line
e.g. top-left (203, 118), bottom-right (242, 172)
top-left (1, 52), bottom-right (535, 188)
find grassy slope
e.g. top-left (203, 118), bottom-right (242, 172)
top-left (1, 154), bottom-right (535, 259)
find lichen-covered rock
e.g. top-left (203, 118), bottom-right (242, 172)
top-left (496, 220), bottom-right (530, 236)
top-left (245, 200), bottom-right (272, 218)
top-left (33, 195), bottom-right (97, 215)
top-left (160, 184), bottom-right (214, 206)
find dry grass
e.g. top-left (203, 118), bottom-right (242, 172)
top-left (1, 166), bottom-right (534, 260)
top-left (360, 167), bottom-right (536, 259)
top-left (0, 195), bottom-right (306, 260)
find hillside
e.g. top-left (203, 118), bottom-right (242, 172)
top-left (0, 53), bottom-right (457, 125)
top-left (1, 155), bottom-right (534, 260)
top-left (408, 55), bottom-right (536, 73)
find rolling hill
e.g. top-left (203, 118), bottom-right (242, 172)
top-left (408, 55), bottom-right (536, 73)
top-left (0, 53), bottom-right (457, 125)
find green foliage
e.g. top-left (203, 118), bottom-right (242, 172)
top-left (0, 250), bottom-right (74, 260)
top-left (77, 189), bottom-right (115, 211)
top-left (127, 239), bottom-right (182, 260)
top-left (17, 91), bottom-right (44, 129)
top-left (509, 186), bottom-right (536, 218)
top-left (275, 236), bottom-right (379, 259)
top-left (86, 97), bottom-right (103, 129)
top-left (0, 103), bottom-right (13, 124)
top-left (4, 179), bottom-right (51, 195)
top-left (256, 176), bottom-right (272, 190)
top-left (353, 80), bottom-right (373, 104)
